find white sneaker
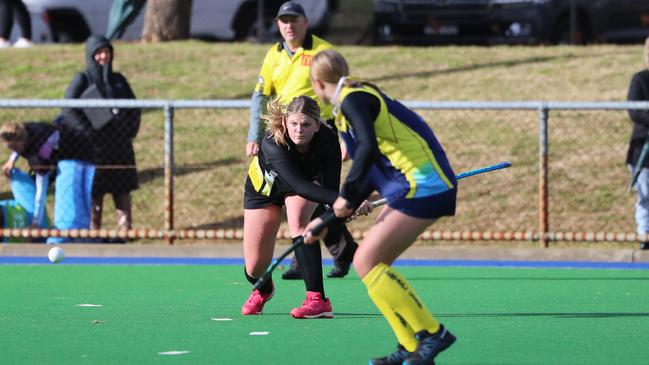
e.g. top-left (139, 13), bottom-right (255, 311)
top-left (0, 39), bottom-right (11, 48)
top-left (13, 38), bottom-right (33, 48)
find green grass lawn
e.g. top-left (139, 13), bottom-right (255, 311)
top-left (0, 38), bottom-right (645, 239)
top-left (1, 264), bottom-right (648, 364)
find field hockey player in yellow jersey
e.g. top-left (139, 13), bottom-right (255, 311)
top-left (305, 49), bottom-right (458, 365)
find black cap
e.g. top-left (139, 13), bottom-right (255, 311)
top-left (276, 1), bottom-right (306, 18)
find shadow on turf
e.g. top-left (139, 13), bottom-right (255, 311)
top-left (368, 50), bottom-right (633, 84)
top-left (262, 312), bottom-right (382, 318)
top-left (406, 277), bottom-right (649, 281)
top-left (331, 313), bottom-right (383, 318)
top-left (440, 312), bottom-right (649, 318)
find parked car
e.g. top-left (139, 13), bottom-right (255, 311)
top-left (17, 0), bottom-right (336, 43)
top-left (372, 0), bottom-right (649, 45)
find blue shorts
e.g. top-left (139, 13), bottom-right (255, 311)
top-left (389, 188), bottom-right (456, 219)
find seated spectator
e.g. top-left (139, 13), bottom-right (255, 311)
top-left (1, 120), bottom-right (94, 243)
top-left (0, 167), bottom-right (51, 243)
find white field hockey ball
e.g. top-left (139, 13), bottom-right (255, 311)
top-left (48, 246), bottom-right (64, 263)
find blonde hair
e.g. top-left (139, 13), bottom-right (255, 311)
top-left (311, 49), bottom-right (380, 92)
top-left (311, 49), bottom-right (349, 84)
top-left (0, 122), bottom-right (27, 142)
top-left (262, 95), bottom-right (321, 146)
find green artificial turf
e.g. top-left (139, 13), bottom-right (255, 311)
top-left (1, 265), bottom-right (648, 364)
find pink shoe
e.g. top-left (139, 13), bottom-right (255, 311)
top-left (290, 291), bottom-right (333, 319)
top-left (241, 287), bottom-right (274, 315)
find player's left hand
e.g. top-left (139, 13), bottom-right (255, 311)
top-left (333, 197), bottom-right (354, 218)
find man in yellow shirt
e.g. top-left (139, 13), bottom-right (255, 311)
top-left (247, 2), bottom-right (333, 156)
top-left (246, 2), bottom-right (357, 283)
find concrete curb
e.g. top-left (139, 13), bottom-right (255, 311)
top-left (2, 243), bottom-right (648, 263)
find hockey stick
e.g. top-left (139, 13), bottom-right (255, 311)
top-left (253, 161), bottom-right (511, 290)
top-left (368, 161), bottom-right (512, 209)
top-left (628, 133), bottom-right (649, 192)
top-left (253, 210), bottom-right (339, 290)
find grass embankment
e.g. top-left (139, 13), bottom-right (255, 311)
top-left (0, 41), bottom-right (644, 246)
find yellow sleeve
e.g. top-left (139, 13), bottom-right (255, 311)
top-left (255, 46), bottom-right (278, 96)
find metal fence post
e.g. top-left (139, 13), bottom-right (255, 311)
top-left (539, 105), bottom-right (549, 247)
top-left (164, 104), bottom-right (175, 244)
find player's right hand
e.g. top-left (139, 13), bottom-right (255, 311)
top-left (304, 217), bottom-right (327, 244)
top-left (349, 200), bottom-right (372, 221)
top-left (246, 142), bottom-right (259, 157)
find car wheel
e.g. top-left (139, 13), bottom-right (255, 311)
top-left (235, 11), bottom-right (277, 42)
top-left (55, 30), bottom-right (77, 43)
top-left (551, 16), bottom-right (589, 45)
top-left (47, 9), bottom-right (90, 43)
top-left (233, 1), bottom-right (285, 42)
top-left (234, 9), bottom-right (257, 41)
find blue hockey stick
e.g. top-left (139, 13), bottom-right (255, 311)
top-left (253, 161), bottom-right (512, 290)
top-left (368, 161), bottom-right (512, 208)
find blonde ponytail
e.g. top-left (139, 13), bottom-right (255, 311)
top-left (261, 97), bottom-right (288, 146)
top-left (311, 50), bottom-right (380, 93)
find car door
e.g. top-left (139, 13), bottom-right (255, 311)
top-left (596, 0), bottom-right (649, 42)
top-left (191, 0), bottom-right (242, 40)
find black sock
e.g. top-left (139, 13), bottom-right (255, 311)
top-left (243, 266), bottom-right (273, 294)
top-left (293, 236), bottom-right (325, 297)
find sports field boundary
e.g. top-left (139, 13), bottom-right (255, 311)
top-left (2, 243), bottom-right (648, 266)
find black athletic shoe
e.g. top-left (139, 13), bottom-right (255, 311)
top-left (327, 262), bottom-right (350, 278)
top-left (403, 326), bottom-right (457, 365)
top-left (641, 242), bottom-right (649, 250)
top-left (369, 344), bottom-right (412, 365)
top-left (281, 267), bottom-right (302, 280)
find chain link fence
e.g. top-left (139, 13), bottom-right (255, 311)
top-left (0, 99), bottom-right (645, 245)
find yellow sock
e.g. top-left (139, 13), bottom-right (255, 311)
top-left (362, 263), bottom-right (440, 351)
top-left (364, 280), bottom-right (418, 351)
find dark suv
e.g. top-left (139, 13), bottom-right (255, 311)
top-left (372, 0), bottom-right (649, 45)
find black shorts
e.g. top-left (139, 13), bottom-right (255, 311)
top-left (244, 189), bottom-right (288, 209)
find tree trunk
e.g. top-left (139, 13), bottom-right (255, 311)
top-left (142, 0), bottom-right (193, 42)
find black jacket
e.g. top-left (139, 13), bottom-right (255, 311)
top-left (246, 126), bottom-right (342, 205)
top-left (61, 35), bottom-right (140, 193)
top-left (20, 122), bottom-right (93, 174)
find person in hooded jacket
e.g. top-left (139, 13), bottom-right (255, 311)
top-left (60, 35), bottom-right (140, 238)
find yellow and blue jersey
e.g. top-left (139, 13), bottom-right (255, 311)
top-left (336, 84), bottom-right (456, 203)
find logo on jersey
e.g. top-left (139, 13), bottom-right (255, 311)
top-left (257, 76), bottom-right (264, 87)
top-left (301, 54), bottom-right (312, 66)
